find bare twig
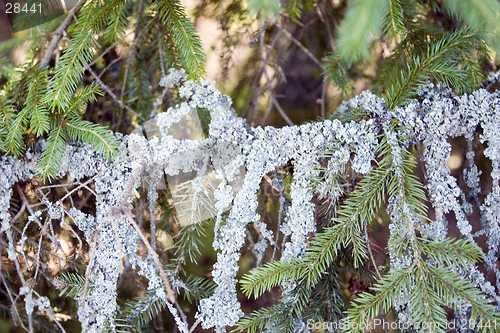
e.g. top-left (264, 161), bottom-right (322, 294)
top-left (125, 210), bottom-right (176, 303)
top-left (316, 1), bottom-right (336, 51)
top-left (0, 258), bottom-right (26, 330)
top-left (80, 229), bottom-right (99, 307)
top-left (321, 79), bottom-right (326, 118)
top-left (364, 223), bottom-right (382, 280)
top-left (188, 319), bottom-right (201, 333)
top-left (259, 30), bottom-right (294, 126)
top-left (97, 56), bottom-right (122, 79)
top-left (121, 0), bottom-right (146, 102)
top-left (260, 101), bottom-right (274, 126)
top-left (91, 13), bottom-right (158, 74)
top-left (87, 66), bottom-right (144, 122)
top-left (41, 1), bottom-right (84, 67)
top-left (275, 24), bottom-right (322, 67)
top-left (4, 225), bottom-right (33, 333)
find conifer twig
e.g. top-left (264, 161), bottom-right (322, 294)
top-left (275, 24), bottom-right (322, 67)
top-left (125, 210), bottom-right (176, 303)
top-left (87, 66), bottom-right (144, 122)
top-left (0, 258), bottom-right (26, 330)
top-left (259, 30), bottom-right (294, 126)
top-left (80, 229), bottom-right (99, 307)
top-left (41, 1), bottom-right (84, 67)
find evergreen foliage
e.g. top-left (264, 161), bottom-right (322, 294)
top-left (2, 0), bottom-right (500, 333)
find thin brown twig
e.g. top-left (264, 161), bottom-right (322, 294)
top-left (0, 258), bottom-right (26, 330)
top-left (80, 229), bottom-right (99, 307)
top-left (4, 226), bottom-right (33, 333)
top-left (9, 196), bottom-right (26, 225)
top-left (125, 210), bottom-right (176, 303)
top-left (121, 0), bottom-right (146, 102)
top-left (98, 56), bottom-right (122, 79)
top-left (260, 101), bottom-right (274, 126)
top-left (275, 24), bottom-right (322, 67)
top-left (365, 224), bottom-right (382, 280)
top-left (259, 30), bottom-right (294, 126)
top-left (316, 1), bottom-right (336, 51)
top-left (321, 79), bottom-right (326, 118)
top-left (41, 1), bottom-right (84, 67)
top-left (89, 15), bottom-right (158, 70)
top-left (87, 66), bottom-right (144, 122)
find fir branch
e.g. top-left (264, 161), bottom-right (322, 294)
top-left (236, 282), bottom-right (311, 333)
top-left (63, 84), bottom-right (102, 118)
top-left (240, 259), bottom-right (306, 298)
top-left (409, 265), bottom-right (448, 333)
top-left (173, 218), bottom-right (213, 264)
top-left (122, 288), bottom-right (166, 327)
top-left (386, 28), bottom-right (482, 109)
top-left (43, 29), bottom-right (98, 110)
top-left (285, 0), bottom-right (304, 19)
top-left (249, 0), bottom-right (281, 22)
top-left (344, 266), bottom-right (413, 332)
top-left (36, 119), bottom-right (67, 181)
top-left (155, 0), bottom-right (206, 79)
top-left (181, 276), bottom-right (216, 303)
top-left (0, 36), bottom-right (35, 53)
top-left (44, 0), bottom-right (126, 109)
top-left (55, 272), bottom-right (88, 299)
top-left (101, 0), bottom-right (131, 43)
top-left (0, 96), bottom-right (15, 151)
top-left (322, 53), bottom-right (353, 96)
top-left (233, 304), bottom-right (287, 333)
top-left (65, 119), bottom-right (119, 160)
top-left (429, 265), bottom-right (500, 331)
top-left (419, 236), bottom-right (484, 268)
top-left (4, 105), bottom-right (30, 156)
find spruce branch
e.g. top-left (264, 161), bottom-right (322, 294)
top-left (41, 0), bottom-right (84, 68)
top-left (155, 0), bottom-right (206, 79)
top-left (322, 53), bottom-right (353, 96)
top-left (419, 236), bottom-right (484, 268)
top-left (240, 259), bottom-right (306, 298)
top-left (25, 69), bottom-right (50, 137)
top-left (383, 0), bottom-right (407, 41)
top-left (232, 304), bottom-right (287, 333)
top-left (0, 96), bottom-right (15, 151)
top-left (65, 120), bottom-right (119, 159)
top-left (36, 119), bottom-right (67, 181)
top-left (4, 106), bottom-right (30, 156)
top-left (386, 28), bottom-right (482, 109)
top-left (429, 266), bottom-right (500, 332)
top-left (335, 0), bottom-right (388, 62)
